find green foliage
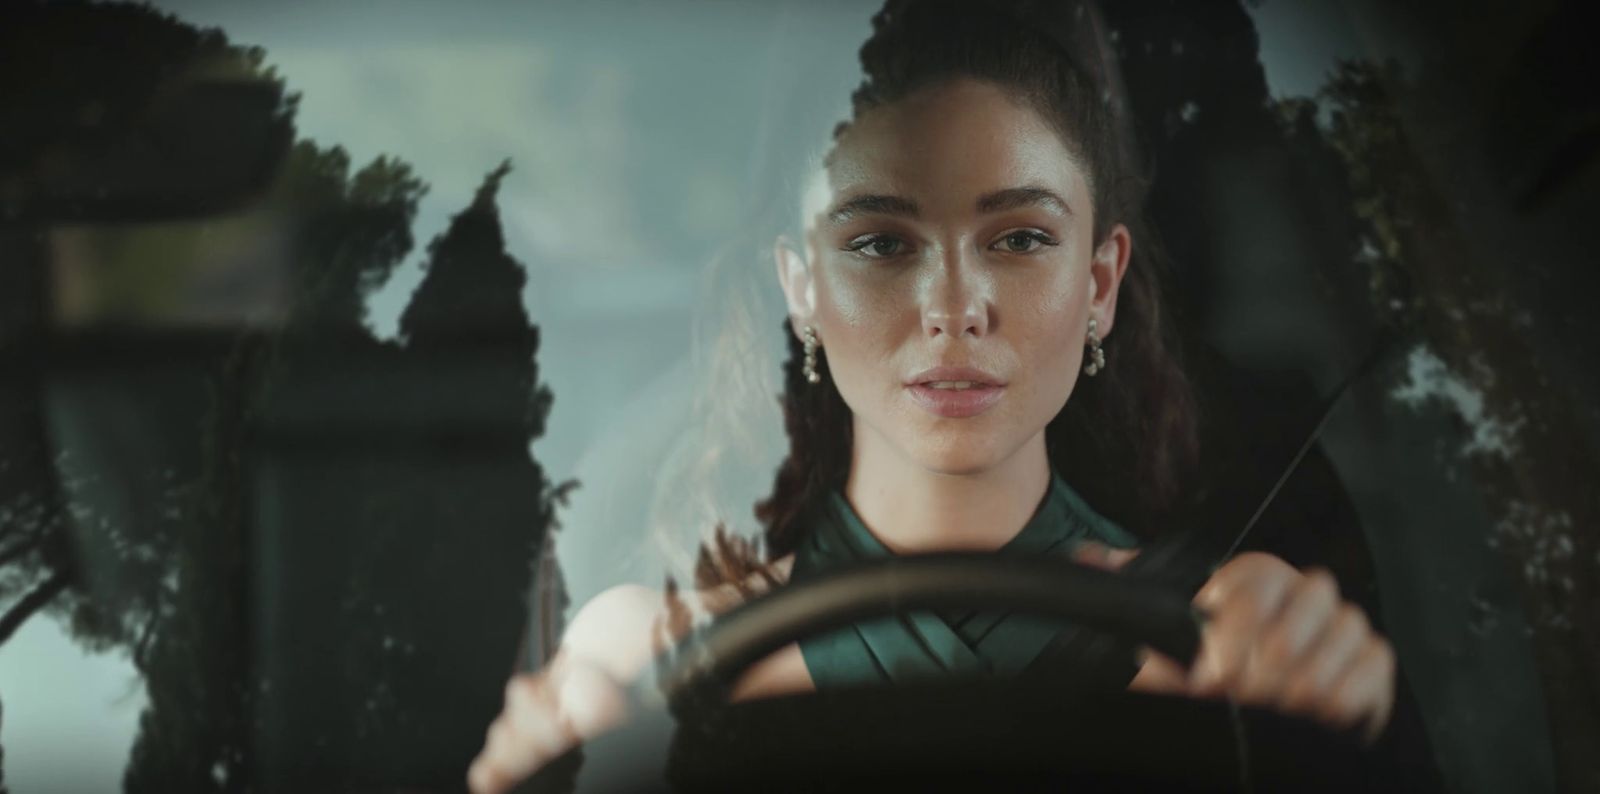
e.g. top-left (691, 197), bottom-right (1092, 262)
top-left (1273, 59), bottom-right (1418, 329)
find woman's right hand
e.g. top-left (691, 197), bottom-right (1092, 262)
top-left (468, 584), bottom-right (666, 794)
top-left (466, 653), bottom-right (630, 794)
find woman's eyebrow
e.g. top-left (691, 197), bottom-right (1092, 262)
top-left (976, 187), bottom-right (1072, 216)
top-left (826, 194), bottom-right (920, 224)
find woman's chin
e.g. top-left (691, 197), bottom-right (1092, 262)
top-left (910, 440), bottom-right (1005, 477)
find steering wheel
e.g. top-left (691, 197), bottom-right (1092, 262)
top-left (530, 553), bottom-right (1402, 794)
top-left (648, 551), bottom-right (1203, 709)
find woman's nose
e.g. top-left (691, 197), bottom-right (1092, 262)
top-left (920, 253), bottom-right (990, 339)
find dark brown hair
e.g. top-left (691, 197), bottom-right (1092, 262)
top-left (745, 0), bottom-right (1200, 567)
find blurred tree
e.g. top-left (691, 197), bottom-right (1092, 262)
top-left (233, 162), bottom-right (571, 790)
top-left (1284, 59), bottom-right (1599, 790)
top-left (1102, 3), bottom-right (1584, 790)
top-left (0, 0), bottom-right (297, 663)
top-left (0, 2), bottom-right (567, 791)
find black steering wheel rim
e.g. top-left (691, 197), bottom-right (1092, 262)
top-left (646, 552), bottom-right (1204, 710)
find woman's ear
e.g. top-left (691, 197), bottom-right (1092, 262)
top-left (1089, 223), bottom-right (1132, 337)
top-left (774, 234), bottom-right (816, 329)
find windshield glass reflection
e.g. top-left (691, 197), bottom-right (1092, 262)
top-left (0, 1), bottom-right (1593, 793)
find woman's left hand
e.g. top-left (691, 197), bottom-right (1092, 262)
top-left (1093, 549), bottom-right (1397, 741)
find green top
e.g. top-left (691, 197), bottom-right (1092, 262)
top-left (788, 475), bottom-right (1138, 688)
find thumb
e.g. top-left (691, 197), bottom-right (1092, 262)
top-left (1071, 540), bottom-right (1139, 571)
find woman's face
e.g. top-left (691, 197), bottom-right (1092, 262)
top-left (779, 78), bottom-right (1131, 477)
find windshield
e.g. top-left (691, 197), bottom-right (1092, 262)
top-left (0, 1), bottom-right (1594, 792)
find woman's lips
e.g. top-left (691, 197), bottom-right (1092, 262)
top-left (905, 382), bottom-right (1005, 418)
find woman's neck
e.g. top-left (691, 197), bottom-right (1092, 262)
top-left (843, 428), bottom-right (1052, 554)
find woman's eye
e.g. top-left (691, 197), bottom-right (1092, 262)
top-left (993, 230), bottom-right (1057, 254)
top-left (845, 234), bottom-right (908, 259)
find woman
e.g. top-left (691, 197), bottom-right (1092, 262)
top-left (469, 3), bottom-right (1400, 791)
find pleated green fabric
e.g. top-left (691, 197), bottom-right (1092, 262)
top-left (790, 476), bottom-right (1138, 688)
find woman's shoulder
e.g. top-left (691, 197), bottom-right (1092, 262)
top-left (559, 583), bottom-right (667, 682)
top-left (558, 555), bottom-right (797, 682)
